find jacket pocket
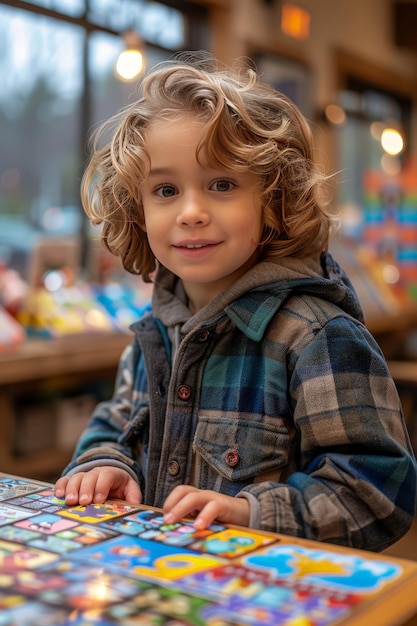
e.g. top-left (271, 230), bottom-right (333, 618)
top-left (193, 415), bottom-right (289, 482)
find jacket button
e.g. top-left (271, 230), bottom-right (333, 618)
top-left (168, 460), bottom-right (180, 476)
top-left (177, 384), bottom-right (191, 400)
top-left (197, 330), bottom-right (210, 342)
top-left (225, 450), bottom-right (240, 467)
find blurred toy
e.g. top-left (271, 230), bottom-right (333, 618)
top-left (93, 280), bottom-right (152, 331)
top-left (0, 264), bottom-right (27, 352)
top-left (18, 278), bottom-right (153, 338)
top-left (0, 263), bottom-right (28, 315)
top-left (18, 285), bottom-right (115, 338)
top-left (0, 306), bottom-right (25, 353)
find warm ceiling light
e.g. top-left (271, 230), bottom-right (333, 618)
top-left (325, 104), bottom-right (346, 125)
top-left (281, 3), bottom-right (311, 40)
top-left (116, 50), bottom-right (144, 81)
top-left (380, 128), bottom-right (404, 156)
top-left (115, 29), bottom-right (145, 81)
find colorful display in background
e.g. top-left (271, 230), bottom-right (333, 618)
top-left (362, 158), bottom-right (417, 299)
top-left (0, 474), bottom-right (406, 626)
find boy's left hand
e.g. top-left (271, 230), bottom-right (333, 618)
top-left (162, 485), bottom-right (250, 529)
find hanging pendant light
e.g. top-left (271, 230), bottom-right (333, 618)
top-left (115, 29), bottom-right (146, 81)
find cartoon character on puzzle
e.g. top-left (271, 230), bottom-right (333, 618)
top-left (178, 562), bottom-right (359, 626)
top-left (101, 511), bottom-right (214, 544)
top-left (127, 509), bottom-right (225, 533)
top-left (0, 477), bottom-right (44, 501)
top-left (25, 489), bottom-right (66, 507)
top-left (118, 510), bottom-right (225, 546)
top-left (27, 533), bottom-right (82, 555)
top-left (127, 509), bottom-right (168, 527)
top-left (10, 568), bottom-right (68, 597)
top-left (72, 535), bottom-right (226, 583)
top-left (136, 520), bottom-right (215, 547)
top-left (0, 540), bottom-right (58, 572)
top-left (106, 584), bottom-right (220, 626)
top-left (65, 524), bottom-right (117, 546)
top-left (15, 513), bottom-right (78, 535)
top-left (0, 503), bottom-right (34, 526)
top-left (26, 488), bottom-right (62, 501)
top-left (190, 527), bottom-right (276, 558)
top-left (37, 562), bottom-right (154, 611)
top-left (0, 524), bottom-right (40, 544)
top-left (101, 516), bottom-right (150, 536)
top-left (50, 524), bottom-right (116, 547)
top-left (242, 545), bottom-right (402, 594)
top-left (4, 495), bottom-right (63, 513)
top-left (203, 584), bottom-right (354, 626)
top-left (151, 522), bottom-right (216, 548)
top-left (178, 562), bottom-right (270, 601)
top-left (0, 596), bottom-right (69, 625)
top-left (57, 500), bottom-right (139, 524)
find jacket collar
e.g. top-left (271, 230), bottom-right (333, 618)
top-left (150, 254), bottom-right (364, 342)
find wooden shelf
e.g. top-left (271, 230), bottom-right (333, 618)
top-left (0, 332), bottom-right (132, 481)
top-left (0, 332), bottom-right (131, 386)
top-left (388, 360), bottom-right (417, 385)
top-left (365, 309), bottom-right (417, 337)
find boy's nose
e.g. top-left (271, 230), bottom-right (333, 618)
top-left (176, 192), bottom-right (209, 226)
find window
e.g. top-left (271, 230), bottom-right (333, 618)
top-left (0, 0), bottom-right (208, 276)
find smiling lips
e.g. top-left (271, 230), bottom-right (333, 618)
top-left (172, 241), bottom-right (220, 257)
top-left (174, 241), bottom-right (219, 249)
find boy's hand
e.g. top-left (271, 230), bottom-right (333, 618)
top-left (54, 467), bottom-right (142, 506)
top-left (162, 485), bottom-right (250, 529)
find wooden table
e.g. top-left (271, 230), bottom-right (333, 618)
top-left (0, 472), bottom-right (417, 625)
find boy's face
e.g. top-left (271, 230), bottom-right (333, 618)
top-left (140, 114), bottom-right (263, 312)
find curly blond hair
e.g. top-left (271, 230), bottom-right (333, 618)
top-left (82, 51), bottom-right (335, 281)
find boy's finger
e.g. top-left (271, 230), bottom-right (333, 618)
top-left (164, 491), bottom-right (208, 524)
top-left (193, 501), bottom-right (220, 529)
top-left (54, 477), bottom-right (69, 498)
top-left (125, 480), bottom-right (142, 504)
top-left (76, 473), bottom-right (102, 505)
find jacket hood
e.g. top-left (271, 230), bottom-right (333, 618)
top-left (151, 253), bottom-right (364, 340)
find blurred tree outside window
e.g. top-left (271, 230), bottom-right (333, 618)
top-left (0, 6), bottom-right (83, 274)
top-left (0, 0), bottom-right (206, 277)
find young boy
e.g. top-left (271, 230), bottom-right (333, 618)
top-left (55, 52), bottom-right (416, 551)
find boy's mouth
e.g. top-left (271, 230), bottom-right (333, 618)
top-left (174, 240), bottom-right (219, 249)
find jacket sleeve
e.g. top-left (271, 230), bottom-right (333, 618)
top-left (240, 316), bottom-right (417, 551)
top-left (61, 341), bottom-right (144, 484)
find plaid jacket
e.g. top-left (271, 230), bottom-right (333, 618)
top-left (64, 255), bottom-right (417, 550)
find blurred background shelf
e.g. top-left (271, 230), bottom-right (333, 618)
top-left (0, 332), bottom-right (131, 481)
top-left (0, 332), bottom-right (131, 385)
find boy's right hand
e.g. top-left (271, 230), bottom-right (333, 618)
top-left (54, 466), bottom-right (142, 506)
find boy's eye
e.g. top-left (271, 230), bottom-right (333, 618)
top-left (155, 184), bottom-right (177, 198)
top-left (210, 179), bottom-right (235, 192)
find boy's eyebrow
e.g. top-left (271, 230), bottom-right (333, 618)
top-left (147, 165), bottom-right (235, 178)
top-left (147, 167), bottom-right (173, 177)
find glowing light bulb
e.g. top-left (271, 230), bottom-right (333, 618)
top-left (116, 49), bottom-right (144, 81)
top-left (382, 264), bottom-right (400, 285)
top-left (380, 128), bottom-right (404, 156)
top-left (325, 104), bottom-right (346, 125)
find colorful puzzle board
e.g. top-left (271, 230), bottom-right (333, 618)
top-left (0, 473), bottom-right (417, 626)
